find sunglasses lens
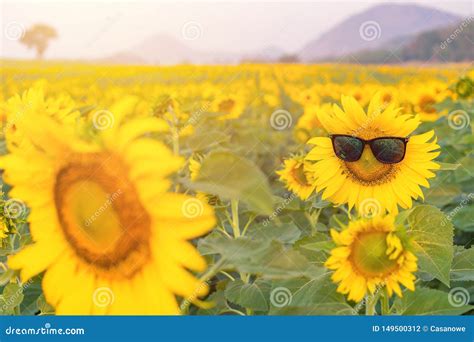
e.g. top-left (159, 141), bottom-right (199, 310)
top-left (332, 136), bottom-right (364, 162)
top-left (370, 138), bottom-right (406, 163)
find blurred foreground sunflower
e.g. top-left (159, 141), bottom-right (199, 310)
top-left (277, 155), bottom-right (316, 200)
top-left (325, 215), bottom-right (417, 302)
top-left (305, 94), bottom-right (440, 214)
top-left (2, 91), bottom-right (215, 314)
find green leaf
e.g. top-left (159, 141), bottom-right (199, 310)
top-left (408, 205), bottom-right (453, 286)
top-left (225, 279), bottom-right (271, 311)
top-left (196, 290), bottom-right (227, 315)
top-left (183, 130), bottom-right (230, 151)
top-left (451, 248), bottom-right (474, 281)
top-left (2, 283), bottom-right (24, 311)
top-left (329, 214), bottom-right (349, 229)
top-left (394, 287), bottom-right (472, 315)
top-left (20, 278), bottom-right (43, 315)
top-left (294, 235), bottom-right (329, 266)
top-left (269, 274), bottom-right (354, 315)
top-left (198, 233), bottom-right (270, 260)
top-left (437, 162), bottom-right (461, 170)
top-left (454, 156), bottom-right (474, 184)
top-left (273, 195), bottom-right (300, 211)
top-left (0, 268), bottom-right (14, 286)
top-left (395, 207), bottom-right (415, 225)
top-left (424, 184), bottom-right (461, 207)
top-left (311, 196), bottom-right (331, 209)
top-left (189, 151), bottom-right (274, 215)
top-left (199, 234), bottom-right (323, 279)
top-left (246, 223), bottom-right (301, 244)
top-left (235, 241), bottom-right (325, 279)
top-left (294, 233), bottom-right (335, 253)
top-left (451, 204), bottom-right (474, 232)
top-left (36, 295), bottom-right (55, 315)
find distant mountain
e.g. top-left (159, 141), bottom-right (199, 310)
top-left (300, 4), bottom-right (461, 61)
top-left (241, 46), bottom-right (287, 63)
top-left (102, 34), bottom-right (286, 65)
top-left (335, 20), bottom-right (474, 64)
top-left (102, 34), bottom-right (236, 65)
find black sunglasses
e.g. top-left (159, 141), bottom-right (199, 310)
top-left (330, 134), bottom-right (409, 164)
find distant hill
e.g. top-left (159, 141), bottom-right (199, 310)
top-left (334, 20), bottom-right (474, 64)
top-left (102, 34), bottom-right (286, 65)
top-left (100, 4), bottom-right (464, 65)
top-left (300, 3), bottom-right (461, 61)
top-left (102, 34), bottom-right (236, 65)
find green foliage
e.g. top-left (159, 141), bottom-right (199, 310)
top-left (394, 288), bottom-right (472, 315)
top-left (407, 205), bottom-right (454, 286)
top-left (189, 151), bottom-right (274, 215)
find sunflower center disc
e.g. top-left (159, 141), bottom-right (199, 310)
top-left (350, 231), bottom-right (397, 277)
top-left (419, 95), bottom-right (436, 114)
top-left (344, 146), bottom-right (395, 184)
top-left (218, 99), bottom-right (235, 113)
top-left (291, 163), bottom-right (310, 186)
top-left (54, 153), bottom-right (151, 277)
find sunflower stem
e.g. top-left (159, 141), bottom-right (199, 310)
top-left (172, 129), bottom-right (180, 156)
top-left (365, 294), bottom-right (378, 316)
top-left (230, 200), bottom-right (251, 285)
top-left (180, 257), bottom-right (227, 314)
top-left (231, 200), bottom-right (240, 238)
top-left (241, 214), bottom-right (256, 237)
top-left (381, 289), bottom-right (390, 315)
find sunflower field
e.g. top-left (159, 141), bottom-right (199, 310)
top-left (0, 60), bottom-right (473, 316)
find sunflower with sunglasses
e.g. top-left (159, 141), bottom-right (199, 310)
top-left (305, 93), bottom-right (440, 214)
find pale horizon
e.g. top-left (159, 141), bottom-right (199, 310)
top-left (0, 0), bottom-right (472, 61)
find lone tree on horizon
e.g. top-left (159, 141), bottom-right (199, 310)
top-left (20, 24), bottom-right (57, 59)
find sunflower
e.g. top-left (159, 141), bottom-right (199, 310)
top-left (2, 91), bottom-right (215, 315)
top-left (277, 155), bottom-right (316, 200)
top-left (188, 155), bottom-right (219, 206)
top-left (409, 87), bottom-right (446, 122)
top-left (211, 93), bottom-right (245, 121)
top-left (378, 86), bottom-right (399, 109)
top-left (294, 87), bottom-right (320, 106)
top-left (305, 94), bottom-right (440, 214)
top-left (325, 215), bottom-right (417, 302)
top-left (1, 84), bottom-right (81, 150)
top-left (0, 221), bottom-right (9, 239)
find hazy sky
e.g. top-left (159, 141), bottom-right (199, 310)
top-left (0, 0), bottom-right (472, 60)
